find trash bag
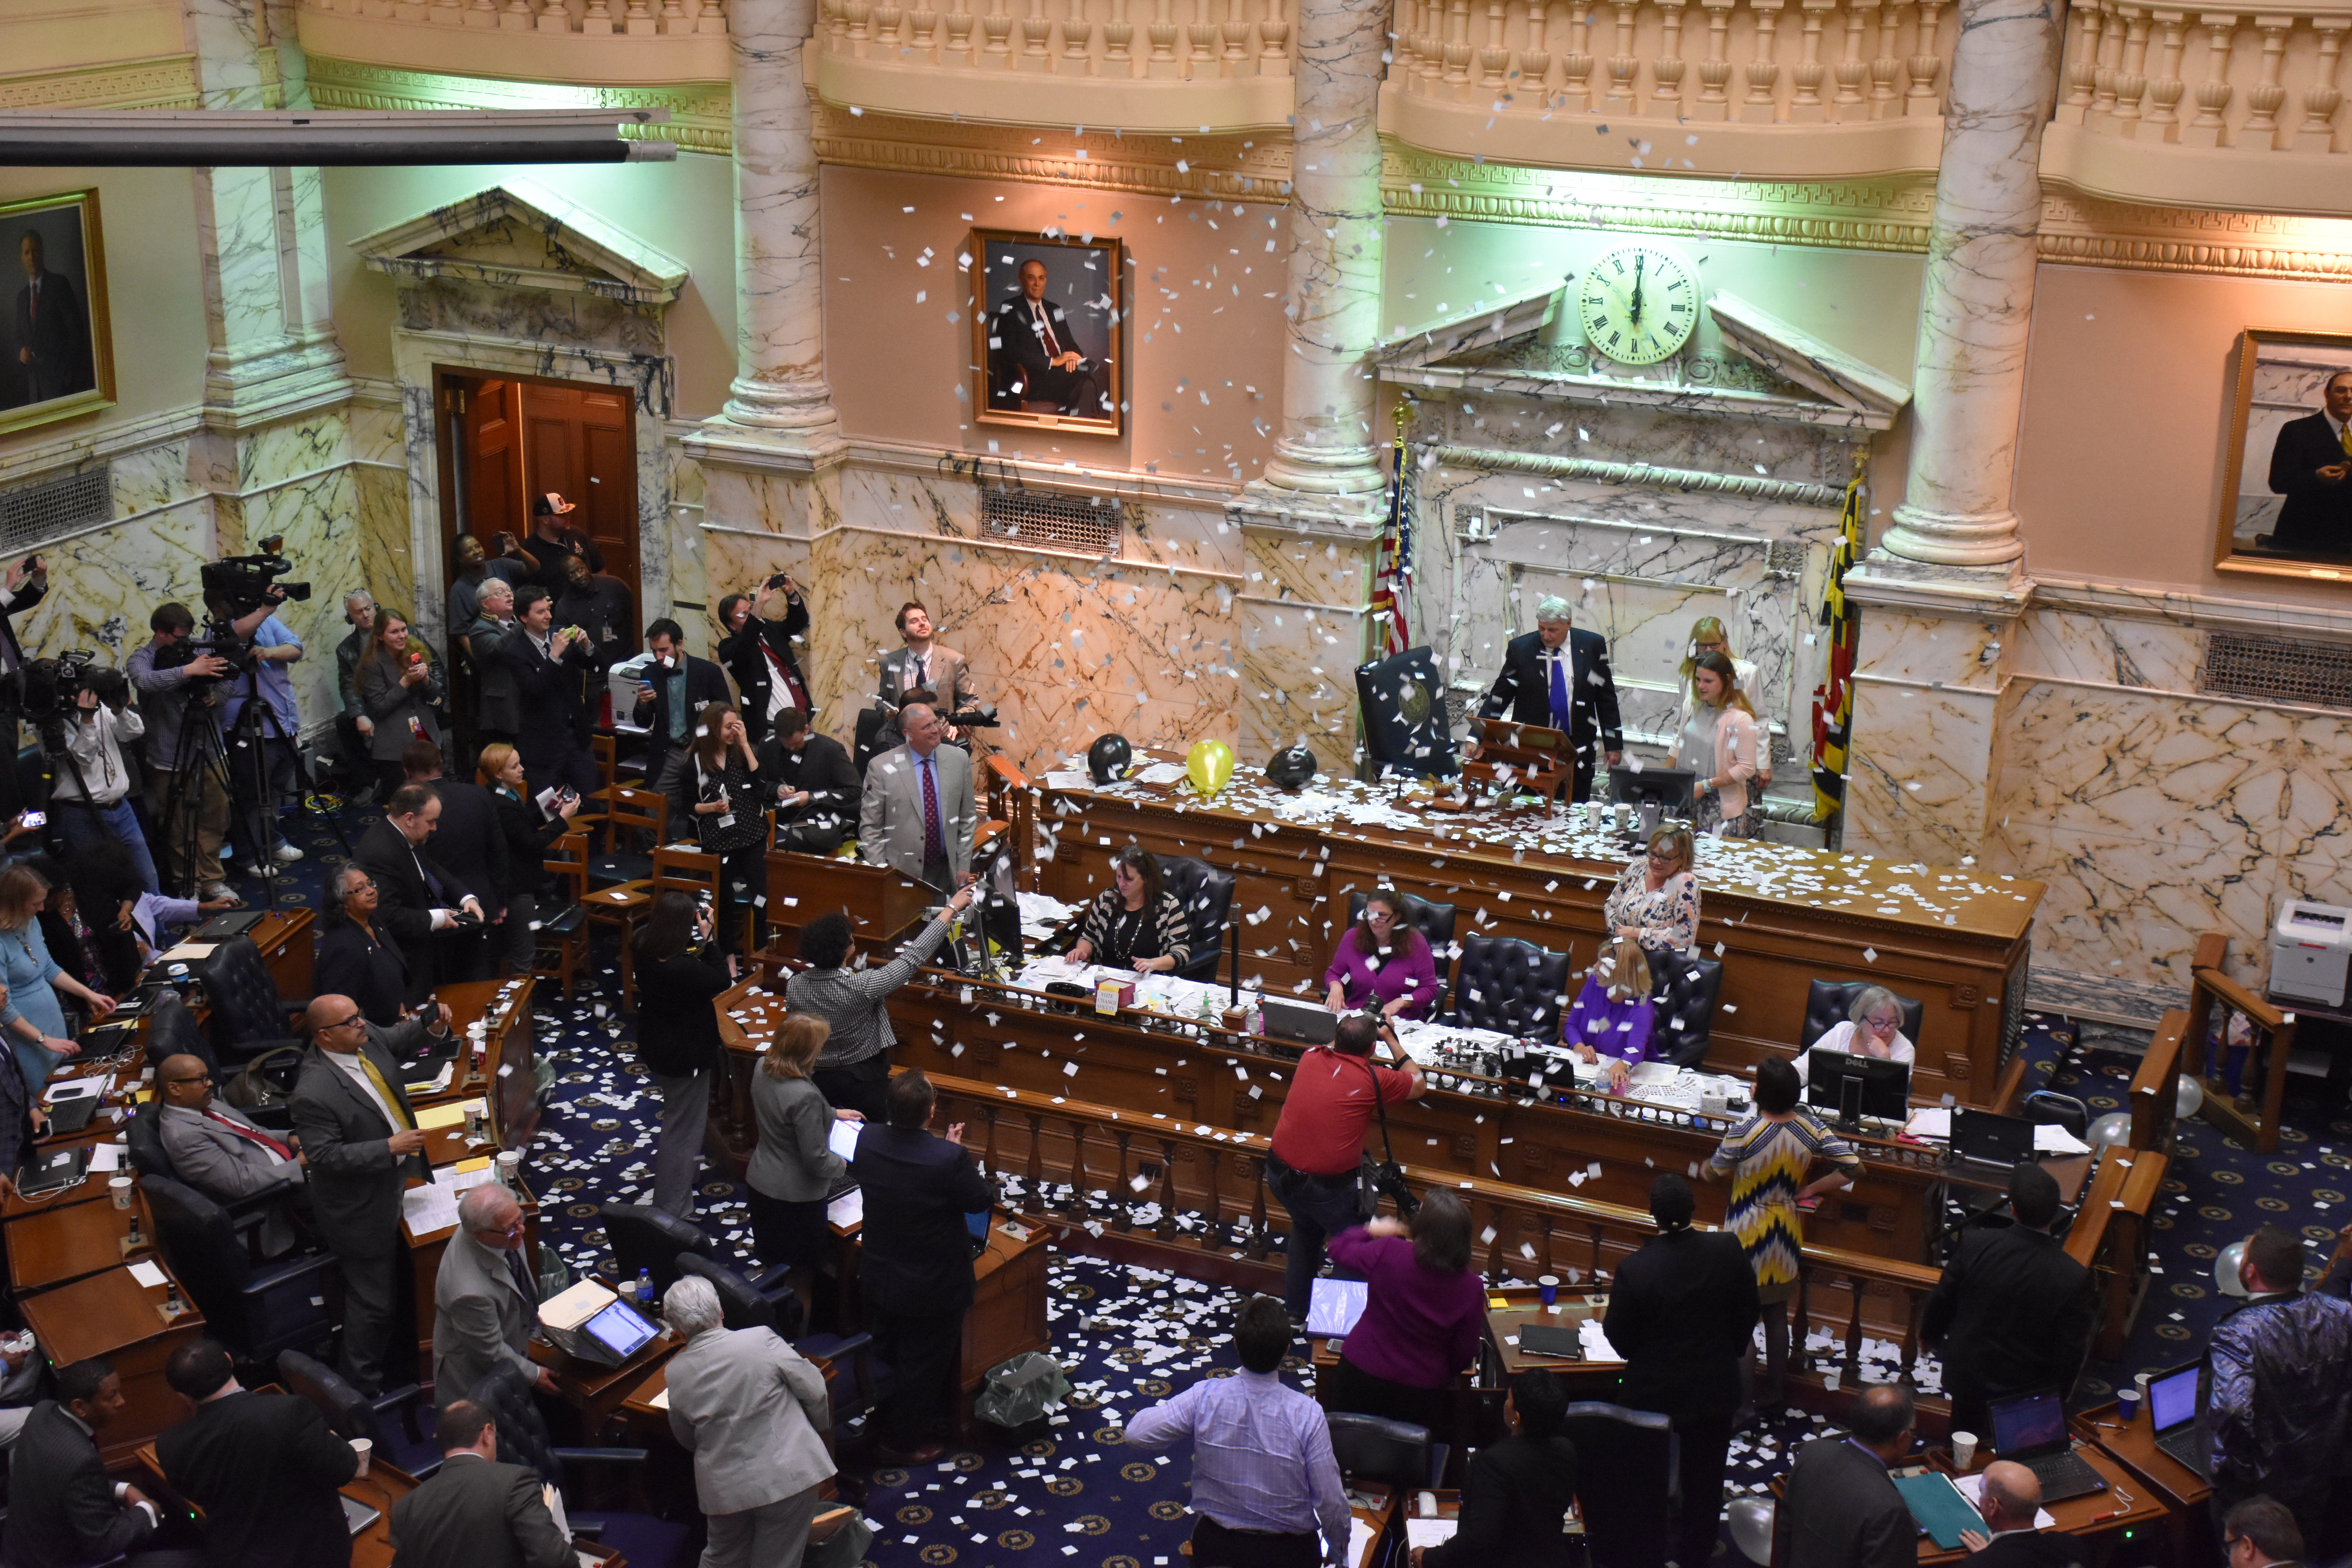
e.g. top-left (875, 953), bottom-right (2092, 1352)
top-left (804, 1508), bottom-right (875, 1568)
top-left (971, 1351), bottom-right (1072, 1430)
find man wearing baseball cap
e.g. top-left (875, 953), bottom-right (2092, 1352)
top-left (526, 493), bottom-right (590, 589)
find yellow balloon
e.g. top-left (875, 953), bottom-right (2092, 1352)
top-left (1185, 739), bottom-right (1236, 796)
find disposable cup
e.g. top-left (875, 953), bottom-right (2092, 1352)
top-left (1537, 1275), bottom-right (1559, 1306)
top-left (109, 1176), bottom-right (133, 1211)
top-left (350, 1437), bottom-right (373, 1478)
top-left (2116, 1386), bottom-right (2141, 1423)
top-left (1951, 1431), bottom-right (1978, 1470)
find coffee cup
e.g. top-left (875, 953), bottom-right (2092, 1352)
top-left (109, 1176), bottom-right (133, 1211)
top-left (1951, 1431), bottom-right (1979, 1470)
top-left (496, 1150), bottom-right (523, 1188)
top-left (350, 1437), bottom-right (373, 1478)
top-left (1537, 1275), bottom-right (1559, 1307)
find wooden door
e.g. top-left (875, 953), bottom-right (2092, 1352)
top-left (520, 380), bottom-right (639, 607)
top-left (463, 379), bottom-right (524, 543)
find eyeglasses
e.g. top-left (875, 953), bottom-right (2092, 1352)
top-left (320, 1013), bottom-right (365, 1031)
top-left (163, 1073), bottom-right (214, 1087)
top-left (1863, 1014), bottom-right (1901, 1030)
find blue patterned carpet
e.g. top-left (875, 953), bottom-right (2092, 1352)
top-left (241, 802), bottom-right (2352, 1566)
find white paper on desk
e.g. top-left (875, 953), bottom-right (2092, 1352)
top-left (1906, 1107), bottom-right (1953, 1140)
top-left (87, 1143), bottom-right (122, 1172)
top-left (826, 1188), bottom-right (863, 1229)
top-left (406, 1061), bottom-right (455, 1095)
top-left (1345, 1517), bottom-right (1376, 1565)
top-left (1951, 1473), bottom-right (2055, 1529)
top-left (648, 1386), bottom-right (670, 1411)
top-left (127, 1260), bottom-right (167, 1289)
top-left (158, 944), bottom-right (218, 963)
top-left (1404, 1520), bottom-right (1459, 1548)
top-left (403, 1183), bottom-right (461, 1236)
top-left (2034, 1123), bottom-right (2094, 1156)
top-left (1134, 762), bottom-right (1189, 786)
top-left (1042, 770), bottom-right (1093, 793)
top-left (828, 1118), bottom-right (862, 1163)
top-left (1577, 1319), bottom-right (1625, 1363)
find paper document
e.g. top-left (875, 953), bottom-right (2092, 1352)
top-left (1345, 1519), bottom-right (1376, 1565)
top-left (2034, 1123), bottom-right (2094, 1155)
top-left (541, 1278), bottom-right (618, 1333)
top-left (88, 1143), bottom-right (123, 1172)
top-left (405, 1062), bottom-right (456, 1096)
top-left (1905, 1107), bottom-right (1954, 1140)
top-left (1577, 1319), bottom-right (1625, 1363)
top-left (401, 1183), bottom-right (460, 1236)
top-left (1404, 1520), bottom-right (1459, 1548)
top-left (1135, 762), bottom-right (1189, 785)
top-left (415, 1100), bottom-right (485, 1132)
top-left (1042, 770), bottom-right (1094, 792)
top-left (828, 1118), bottom-right (862, 1163)
top-left (127, 1260), bottom-right (168, 1289)
top-left (826, 1188), bottom-right (864, 1229)
top-left (649, 1387), bottom-right (671, 1410)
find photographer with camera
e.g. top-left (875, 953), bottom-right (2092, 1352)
top-left (216, 591), bottom-right (307, 877)
top-left (45, 665), bottom-right (158, 894)
top-left (127, 603), bottom-right (236, 902)
top-left (715, 574), bottom-right (811, 746)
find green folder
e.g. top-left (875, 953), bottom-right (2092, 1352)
top-left (1891, 1472), bottom-right (1988, 1550)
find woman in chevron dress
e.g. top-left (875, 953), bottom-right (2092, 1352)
top-left (1705, 1056), bottom-right (1862, 1417)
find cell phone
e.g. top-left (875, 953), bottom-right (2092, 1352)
top-left (766, 573), bottom-right (791, 591)
top-left (19, 811), bottom-right (44, 828)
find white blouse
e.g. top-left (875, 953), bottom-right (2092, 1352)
top-left (1790, 1018), bottom-right (1916, 1085)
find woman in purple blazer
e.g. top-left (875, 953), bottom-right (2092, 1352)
top-left (1323, 1191), bottom-right (1486, 1434)
top-left (1561, 936), bottom-right (1656, 1093)
top-left (1322, 886), bottom-right (1440, 1022)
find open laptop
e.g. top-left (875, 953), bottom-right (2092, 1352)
top-left (1259, 997), bottom-right (1339, 1047)
top-left (2146, 1363), bottom-right (2209, 1476)
top-left (16, 1145), bottom-right (90, 1198)
top-left (1987, 1389), bottom-right (2107, 1503)
top-left (1952, 1108), bottom-right (2037, 1171)
top-left (559, 1298), bottom-right (662, 1369)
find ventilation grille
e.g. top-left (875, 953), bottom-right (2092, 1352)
top-left (0, 466), bottom-right (110, 552)
top-left (2198, 630), bottom-right (2352, 710)
top-left (980, 487), bottom-right (1122, 554)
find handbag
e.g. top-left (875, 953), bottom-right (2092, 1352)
top-left (219, 1045), bottom-right (306, 1118)
top-left (1350, 1054), bottom-right (1420, 1221)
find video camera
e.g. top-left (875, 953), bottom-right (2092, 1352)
top-left (201, 537), bottom-right (310, 618)
top-left (7, 650), bottom-right (101, 724)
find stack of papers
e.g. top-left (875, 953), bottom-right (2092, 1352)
top-left (1905, 1107), bottom-right (1953, 1140)
top-left (2034, 1123), bottom-right (2094, 1155)
top-left (1041, 770), bottom-right (1094, 792)
top-left (400, 1163), bottom-right (499, 1235)
top-left (1134, 762), bottom-right (1189, 786)
top-left (540, 1278), bottom-right (617, 1333)
top-left (1577, 1319), bottom-right (1624, 1363)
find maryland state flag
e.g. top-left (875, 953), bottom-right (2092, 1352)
top-left (1811, 465), bottom-right (1866, 822)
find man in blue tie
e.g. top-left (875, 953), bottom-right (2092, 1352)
top-left (859, 700), bottom-right (978, 891)
top-left (1471, 593), bottom-right (1625, 803)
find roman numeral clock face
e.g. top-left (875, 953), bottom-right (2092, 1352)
top-left (1577, 245), bottom-right (1699, 367)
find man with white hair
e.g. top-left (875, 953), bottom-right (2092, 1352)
top-left (1472, 592), bottom-right (1624, 802)
top-left (463, 577), bottom-right (523, 750)
top-left (432, 1183), bottom-right (558, 1407)
top-left (661, 1275), bottom-right (835, 1568)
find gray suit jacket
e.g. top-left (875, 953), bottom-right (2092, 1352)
top-left (664, 1325), bottom-right (833, 1516)
top-left (159, 1100), bottom-right (305, 1255)
top-left (432, 1229), bottom-right (538, 1409)
top-left (286, 1020), bottom-right (436, 1259)
top-left (859, 742), bottom-right (975, 886)
top-left (877, 643), bottom-right (976, 715)
top-left (387, 1451), bottom-right (572, 1568)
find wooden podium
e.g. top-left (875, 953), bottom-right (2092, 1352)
top-left (1462, 717), bottom-right (1573, 804)
top-left (763, 850), bottom-right (935, 961)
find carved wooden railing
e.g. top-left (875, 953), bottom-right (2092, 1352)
top-left (2061, 1143), bottom-right (2169, 1361)
top-left (2058, 0), bottom-right (2349, 154)
top-left (2180, 930), bottom-right (2299, 1154)
top-left (982, 754), bottom-right (1038, 891)
top-left (2129, 1007), bottom-right (2185, 1155)
top-left (927, 1071), bottom-right (1949, 1390)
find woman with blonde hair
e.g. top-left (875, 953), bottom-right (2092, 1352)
top-left (1668, 650), bottom-right (1760, 839)
top-left (1561, 936), bottom-right (1656, 1093)
top-left (480, 740), bottom-right (578, 977)
top-left (0, 865), bottom-right (114, 1090)
top-left (748, 1012), bottom-right (864, 1318)
top-left (1604, 824), bottom-right (1700, 961)
top-left (1677, 617), bottom-right (1769, 789)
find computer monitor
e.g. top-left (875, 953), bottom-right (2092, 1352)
top-left (579, 1299), bottom-right (660, 1364)
top-left (1805, 1051), bottom-right (1910, 1123)
top-left (1259, 996), bottom-right (1339, 1047)
top-left (1608, 764), bottom-right (1696, 835)
top-left (2147, 1364), bottom-right (2200, 1434)
top-left (975, 838), bottom-right (1023, 968)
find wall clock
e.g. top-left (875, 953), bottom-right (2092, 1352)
top-left (1576, 245), bottom-right (1699, 366)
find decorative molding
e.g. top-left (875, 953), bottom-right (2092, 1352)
top-left (303, 55), bottom-right (733, 154)
top-left (350, 177), bottom-right (690, 305)
top-left (1423, 444), bottom-right (1849, 509)
top-left (1708, 292), bottom-right (1909, 426)
top-left (1376, 285), bottom-right (1561, 368)
top-left (809, 103), bottom-right (1296, 202)
top-left (0, 54), bottom-right (202, 111)
top-left (2029, 575), bottom-right (2352, 647)
top-left (2035, 186), bottom-right (2352, 281)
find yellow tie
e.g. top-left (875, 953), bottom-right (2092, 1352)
top-left (2341, 421), bottom-right (2352, 458)
top-left (358, 1050), bottom-right (416, 1130)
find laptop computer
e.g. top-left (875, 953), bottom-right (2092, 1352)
top-left (556, 1298), bottom-right (662, 1369)
top-left (1987, 1389), bottom-right (2107, 1503)
top-left (16, 1145), bottom-right (90, 1198)
top-left (192, 911), bottom-right (269, 943)
top-left (2146, 1363), bottom-right (2209, 1476)
top-left (42, 1093), bottom-right (102, 1136)
top-left (1259, 997), bottom-right (1339, 1047)
top-left (1952, 1108), bottom-right (2037, 1171)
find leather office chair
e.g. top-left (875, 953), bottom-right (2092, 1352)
top-left (195, 936), bottom-right (308, 1067)
top-left (1326, 1410), bottom-right (1441, 1494)
top-left (675, 1252), bottom-right (806, 1338)
top-left (2022, 1089), bottom-right (2090, 1140)
top-left (1650, 956), bottom-right (1726, 1069)
top-left (1155, 855), bottom-right (1237, 983)
top-left (1798, 980), bottom-right (1924, 1051)
top-left (142, 1175), bottom-right (339, 1367)
top-left (1341, 888), bottom-right (1460, 1013)
top-left (276, 1348), bottom-right (440, 1479)
top-left (142, 991), bottom-right (219, 1079)
top-left (127, 1100), bottom-right (287, 1258)
top-left (470, 1364), bottom-right (690, 1566)
top-left (1561, 1401), bottom-right (1678, 1568)
top-left (599, 1203), bottom-right (723, 1296)
top-left (1452, 935), bottom-right (1572, 1040)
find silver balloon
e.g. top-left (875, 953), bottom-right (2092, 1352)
top-left (2176, 1073), bottom-right (2205, 1118)
top-left (2216, 1239), bottom-right (2249, 1298)
top-left (1727, 1498), bottom-right (1775, 1565)
top-left (2088, 1112), bottom-right (2132, 1153)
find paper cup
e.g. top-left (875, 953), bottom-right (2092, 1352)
top-left (1537, 1275), bottom-right (1559, 1306)
top-left (109, 1176), bottom-right (133, 1210)
top-left (350, 1437), bottom-right (372, 1478)
top-left (1951, 1431), bottom-right (1978, 1470)
top-left (2116, 1386), bottom-right (2141, 1423)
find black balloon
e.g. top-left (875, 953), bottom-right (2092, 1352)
top-left (1086, 733), bottom-right (1134, 784)
top-left (1265, 745), bottom-right (1318, 790)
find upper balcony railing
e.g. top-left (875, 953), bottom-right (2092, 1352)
top-left (296, 0), bottom-right (731, 85)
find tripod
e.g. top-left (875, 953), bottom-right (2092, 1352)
top-left (156, 647), bottom-right (352, 904)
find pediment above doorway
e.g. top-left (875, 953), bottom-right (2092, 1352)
top-left (349, 177), bottom-right (689, 307)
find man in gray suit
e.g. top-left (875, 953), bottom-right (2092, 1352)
top-left (661, 1275), bottom-right (835, 1568)
top-left (286, 993), bottom-right (450, 1395)
top-left (154, 1053), bottom-right (307, 1257)
top-left (433, 1184), bottom-right (557, 1408)
top-left (858, 701), bottom-right (975, 891)
top-left (387, 1399), bottom-right (573, 1568)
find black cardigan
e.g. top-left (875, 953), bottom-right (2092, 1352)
top-left (632, 949), bottom-right (731, 1078)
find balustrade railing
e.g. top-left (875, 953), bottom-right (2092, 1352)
top-left (2056, 0), bottom-right (2348, 154)
top-left (305, 0), bottom-right (728, 34)
top-left (812, 0), bottom-right (1292, 78)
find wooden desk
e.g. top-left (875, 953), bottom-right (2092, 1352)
top-left (3, 1131), bottom-right (120, 1218)
top-left (18, 1263), bottom-right (205, 1463)
top-left (250, 907), bottom-right (316, 1002)
top-left (1919, 1443), bottom-right (2166, 1564)
top-left (1483, 1293), bottom-right (1614, 1379)
top-left (7, 1187), bottom-right (156, 1295)
top-left (529, 1334), bottom-right (680, 1429)
top-left (424, 977), bottom-right (538, 1145)
top-left (961, 1220), bottom-right (1051, 1409)
top-left (2073, 1400), bottom-right (2210, 1563)
top-left (762, 850), bottom-right (933, 960)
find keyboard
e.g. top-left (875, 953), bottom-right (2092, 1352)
top-left (2154, 1425), bottom-right (2209, 1477)
top-left (2020, 1445), bottom-right (2107, 1503)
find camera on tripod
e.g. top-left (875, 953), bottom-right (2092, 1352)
top-left (10, 650), bottom-right (96, 724)
top-left (151, 538), bottom-right (311, 682)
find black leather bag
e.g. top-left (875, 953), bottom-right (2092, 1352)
top-left (219, 1045), bottom-right (305, 1118)
top-left (1351, 1055), bottom-right (1419, 1221)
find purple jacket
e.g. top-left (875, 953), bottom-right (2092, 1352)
top-left (1561, 976), bottom-right (1655, 1065)
top-left (1323, 933), bottom-right (1439, 1020)
top-left (2207, 1286), bottom-right (2352, 1539)
top-left (1325, 1229), bottom-right (1485, 1390)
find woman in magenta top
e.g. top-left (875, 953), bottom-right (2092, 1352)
top-left (1322, 886), bottom-right (1441, 1021)
top-left (1322, 1191), bottom-right (1487, 1434)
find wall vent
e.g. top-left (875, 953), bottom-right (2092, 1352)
top-left (980, 487), bottom-right (1121, 554)
top-left (2198, 630), bottom-right (2352, 711)
top-left (0, 466), bottom-right (110, 554)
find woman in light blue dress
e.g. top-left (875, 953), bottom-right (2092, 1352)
top-left (0, 866), bottom-right (115, 1091)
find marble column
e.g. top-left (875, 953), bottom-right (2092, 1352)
top-left (1878, 0), bottom-right (2060, 571)
top-left (1251, 0), bottom-right (1388, 508)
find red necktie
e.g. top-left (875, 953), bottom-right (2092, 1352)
top-left (1034, 306), bottom-right (1060, 358)
top-left (760, 643), bottom-right (808, 710)
top-left (920, 756), bottom-right (944, 863)
top-left (205, 1108), bottom-right (294, 1161)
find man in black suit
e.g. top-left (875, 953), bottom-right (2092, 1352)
top-left (854, 1069), bottom-right (998, 1462)
top-left (2265, 369), bottom-right (2352, 554)
top-left (357, 783), bottom-right (485, 1004)
top-left (398, 749), bottom-right (508, 985)
top-left (155, 1339), bottom-right (358, 1568)
top-left (387, 1399), bottom-right (573, 1568)
top-left (13, 230), bottom-right (93, 408)
top-left (1922, 1162), bottom-right (2095, 1439)
top-left (494, 585), bottom-right (601, 799)
top-left (5, 1357), bottom-right (193, 1568)
top-left (762, 707), bottom-right (860, 853)
top-left (716, 577), bottom-right (811, 744)
top-left (1957, 1462), bottom-right (2083, 1566)
top-left (1773, 1383), bottom-right (1917, 1568)
top-left (1603, 1172), bottom-right (1761, 1568)
top-left (1471, 594), bottom-right (1624, 802)
top-left (288, 992), bottom-right (443, 1395)
top-left (0, 552), bottom-right (49, 679)
top-left (990, 258), bottom-right (1106, 416)
top-left (632, 618), bottom-right (732, 793)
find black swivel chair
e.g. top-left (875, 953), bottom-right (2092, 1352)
top-left (1325, 1411), bottom-right (1442, 1509)
top-left (127, 1100), bottom-right (289, 1257)
top-left (675, 1252), bottom-right (806, 1338)
top-left (276, 1348), bottom-right (440, 1479)
top-left (142, 1175), bottom-right (339, 1368)
top-left (600, 1203), bottom-right (726, 1297)
top-left (470, 1363), bottom-right (691, 1567)
top-left (1156, 855), bottom-right (1237, 983)
top-left (1561, 1401), bottom-right (1678, 1568)
top-left (1341, 889), bottom-right (1459, 1013)
top-left (1798, 981), bottom-right (1924, 1052)
top-left (1452, 935), bottom-right (1573, 1041)
top-left (1649, 956), bottom-right (1726, 1069)
top-left (2022, 1089), bottom-right (2090, 1141)
top-left (141, 991), bottom-right (220, 1080)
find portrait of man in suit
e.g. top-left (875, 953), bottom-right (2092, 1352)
top-left (2263, 366), bottom-right (2352, 556)
top-left (973, 233), bottom-right (1122, 432)
top-left (0, 198), bottom-right (109, 426)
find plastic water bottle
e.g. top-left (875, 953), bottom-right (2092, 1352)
top-left (635, 1269), bottom-right (653, 1310)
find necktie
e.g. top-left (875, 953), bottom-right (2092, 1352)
top-left (1548, 653), bottom-right (1571, 730)
top-left (356, 1050), bottom-right (417, 1131)
top-left (412, 849), bottom-right (448, 904)
top-left (913, 653), bottom-right (928, 690)
top-left (920, 756), bottom-right (944, 862)
top-left (2341, 420), bottom-right (2352, 458)
top-left (505, 1247), bottom-right (538, 1307)
top-left (1034, 305), bottom-right (1061, 358)
top-left (204, 1108), bottom-right (294, 1161)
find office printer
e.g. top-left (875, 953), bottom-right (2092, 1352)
top-left (2270, 899), bottom-right (2352, 1008)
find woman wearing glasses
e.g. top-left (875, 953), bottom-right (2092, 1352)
top-left (1789, 985), bottom-right (1916, 1085)
top-left (314, 864), bottom-right (410, 1027)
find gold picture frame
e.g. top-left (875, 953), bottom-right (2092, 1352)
top-left (0, 189), bottom-right (114, 438)
top-left (2215, 328), bottom-right (2352, 583)
top-left (969, 228), bottom-right (1123, 437)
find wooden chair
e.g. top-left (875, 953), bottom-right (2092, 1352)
top-left (588, 786), bottom-right (669, 887)
top-left (531, 830), bottom-right (593, 1000)
top-left (592, 733), bottom-right (619, 795)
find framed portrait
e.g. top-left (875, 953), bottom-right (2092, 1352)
top-left (969, 229), bottom-right (1123, 437)
top-left (2216, 328), bottom-right (2352, 582)
top-left (0, 190), bottom-right (113, 438)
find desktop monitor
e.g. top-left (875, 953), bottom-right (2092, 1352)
top-left (1608, 765), bottom-right (1696, 834)
top-left (1805, 1051), bottom-right (1910, 1123)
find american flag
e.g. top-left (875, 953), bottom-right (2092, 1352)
top-left (1373, 409), bottom-right (1416, 657)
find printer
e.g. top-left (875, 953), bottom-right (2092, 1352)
top-left (2270, 899), bottom-right (2352, 1009)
